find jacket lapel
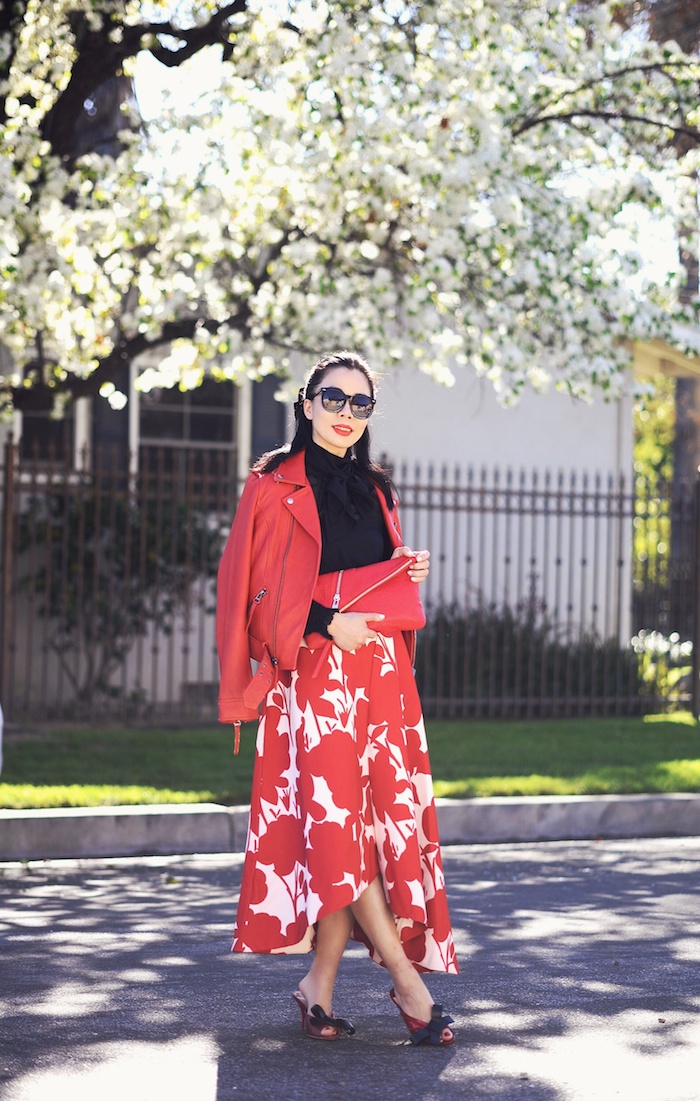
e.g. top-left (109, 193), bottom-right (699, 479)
top-left (274, 451), bottom-right (321, 543)
top-left (274, 448), bottom-right (400, 548)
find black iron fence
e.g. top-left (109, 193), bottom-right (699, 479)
top-left (398, 464), bottom-right (698, 717)
top-left (0, 441), bottom-right (698, 724)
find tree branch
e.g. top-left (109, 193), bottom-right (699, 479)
top-left (0, 0), bottom-right (26, 121)
top-left (517, 60), bottom-right (696, 118)
top-left (512, 107), bottom-right (700, 144)
top-left (143, 1), bottom-right (249, 66)
top-left (10, 306), bottom-right (253, 409)
top-left (510, 61), bottom-right (700, 140)
top-left (40, 3), bottom-right (253, 157)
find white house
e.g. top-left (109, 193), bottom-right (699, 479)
top-left (5, 336), bottom-right (695, 482)
top-left (1, 336), bottom-right (698, 720)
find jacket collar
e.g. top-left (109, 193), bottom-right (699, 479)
top-left (272, 447), bottom-right (399, 547)
top-left (273, 449), bottom-right (308, 487)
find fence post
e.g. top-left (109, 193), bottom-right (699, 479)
top-left (0, 435), bottom-right (15, 711)
top-left (692, 470), bottom-right (700, 719)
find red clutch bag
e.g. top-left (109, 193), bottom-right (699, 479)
top-left (307, 555), bottom-right (426, 648)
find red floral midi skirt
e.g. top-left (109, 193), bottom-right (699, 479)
top-left (232, 632), bottom-right (459, 975)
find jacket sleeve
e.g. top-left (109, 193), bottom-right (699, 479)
top-left (381, 489), bottom-right (403, 551)
top-left (389, 496), bottom-right (417, 665)
top-left (392, 494), bottom-right (404, 545)
top-left (216, 473), bottom-right (263, 724)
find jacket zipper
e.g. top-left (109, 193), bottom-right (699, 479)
top-left (246, 587), bottom-right (268, 628)
top-left (249, 588), bottom-right (268, 609)
top-left (272, 510), bottom-right (295, 660)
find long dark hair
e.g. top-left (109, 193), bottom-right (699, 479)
top-left (253, 351), bottom-right (394, 508)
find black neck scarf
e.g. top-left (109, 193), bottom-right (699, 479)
top-left (305, 439), bottom-right (375, 524)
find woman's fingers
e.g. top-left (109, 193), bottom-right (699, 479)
top-left (362, 612), bottom-right (383, 643)
top-left (329, 611), bottom-right (384, 651)
top-left (408, 550), bottom-right (430, 582)
top-left (391, 546), bottom-right (430, 577)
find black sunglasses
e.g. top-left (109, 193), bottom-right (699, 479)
top-left (310, 386), bottom-right (376, 420)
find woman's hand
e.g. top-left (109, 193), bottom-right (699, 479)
top-left (391, 546), bottom-right (430, 584)
top-left (327, 611), bottom-right (385, 652)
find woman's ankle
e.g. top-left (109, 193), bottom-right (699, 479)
top-left (389, 958), bottom-right (427, 998)
top-left (391, 975), bottom-right (433, 1017)
top-left (298, 972), bottom-right (334, 1014)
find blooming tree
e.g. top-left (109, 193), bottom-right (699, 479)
top-left (2, 0), bottom-right (700, 412)
top-left (615, 0), bottom-right (700, 54)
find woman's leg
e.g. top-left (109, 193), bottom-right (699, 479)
top-left (298, 906), bottom-right (354, 1015)
top-left (350, 877), bottom-right (436, 1023)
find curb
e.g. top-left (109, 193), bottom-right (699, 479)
top-left (2, 793), bottom-right (700, 861)
top-left (0, 803), bottom-right (250, 862)
top-left (434, 792), bottom-right (700, 844)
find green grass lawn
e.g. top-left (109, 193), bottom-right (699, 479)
top-left (1, 712), bottom-right (699, 809)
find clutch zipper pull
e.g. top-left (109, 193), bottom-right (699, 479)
top-left (331, 570), bottom-right (344, 609)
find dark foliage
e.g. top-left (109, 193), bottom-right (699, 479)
top-left (17, 488), bottom-right (223, 706)
top-left (416, 598), bottom-right (645, 718)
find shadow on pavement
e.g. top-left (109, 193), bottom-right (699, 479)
top-left (1, 838), bottom-right (699, 1100)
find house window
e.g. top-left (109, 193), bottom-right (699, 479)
top-left (251, 375), bottom-right (288, 462)
top-left (137, 374), bottom-right (288, 513)
top-left (139, 374), bottom-right (288, 472)
top-left (140, 376), bottom-right (236, 448)
top-left (19, 405), bottom-right (75, 464)
top-left (139, 374), bottom-right (233, 464)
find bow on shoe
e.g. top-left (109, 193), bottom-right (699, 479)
top-left (308, 1005), bottom-right (357, 1037)
top-left (408, 1005), bottom-right (455, 1046)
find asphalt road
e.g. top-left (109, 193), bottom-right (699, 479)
top-left (1, 837), bottom-right (699, 1101)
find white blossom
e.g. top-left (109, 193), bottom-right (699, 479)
top-left (1, 0), bottom-right (698, 407)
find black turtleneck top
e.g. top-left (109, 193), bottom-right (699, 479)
top-left (304, 440), bottom-right (394, 638)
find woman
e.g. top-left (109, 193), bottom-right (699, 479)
top-left (217, 351), bottom-right (458, 1045)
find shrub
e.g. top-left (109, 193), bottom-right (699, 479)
top-left (415, 597), bottom-right (645, 717)
top-left (17, 489), bottom-right (223, 709)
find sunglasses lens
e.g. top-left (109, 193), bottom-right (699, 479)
top-left (317, 387), bottom-right (375, 419)
top-left (320, 388), bottom-right (346, 412)
top-left (350, 397), bottom-right (373, 419)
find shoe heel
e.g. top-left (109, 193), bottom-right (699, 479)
top-left (389, 987), bottom-right (455, 1046)
top-left (291, 991), bottom-right (355, 1040)
top-left (292, 991), bottom-right (307, 1030)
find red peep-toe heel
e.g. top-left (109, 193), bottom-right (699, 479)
top-left (389, 987), bottom-right (455, 1046)
top-left (292, 991), bottom-right (356, 1041)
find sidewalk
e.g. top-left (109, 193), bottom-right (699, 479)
top-left (2, 791), bottom-right (700, 861)
top-left (1, 837), bottom-right (699, 1101)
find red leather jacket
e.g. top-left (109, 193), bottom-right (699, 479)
top-left (216, 449), bottom-right (405, 725)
